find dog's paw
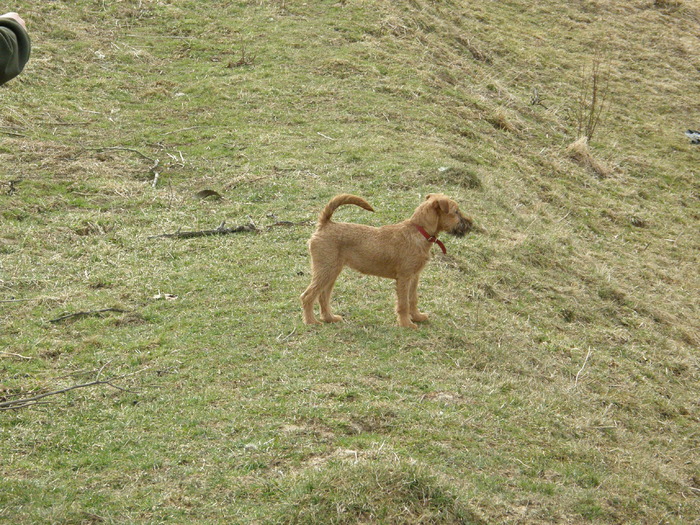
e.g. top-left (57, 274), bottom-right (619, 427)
top-left (411, 312), bottom-right (429, 322)
top-left (398, 318), bottom-right (418, 329)
top-left (322, 314), bottom-right (344, 323)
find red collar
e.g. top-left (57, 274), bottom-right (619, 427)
top-left (413, 224), bottom-right (446, 254)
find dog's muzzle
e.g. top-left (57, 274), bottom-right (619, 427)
top-left (448, 214), bottom-right (474, 237)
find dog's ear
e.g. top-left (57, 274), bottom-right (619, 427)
top-left (425, 194), bottom-right (450, 214)
top-left (433, 197), bottom-right (450, 214)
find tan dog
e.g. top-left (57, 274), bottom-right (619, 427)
top-left (301, 193), bottom-right (473, 328)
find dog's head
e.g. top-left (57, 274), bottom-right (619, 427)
top-left (416, 193), bottom-right (473, 237)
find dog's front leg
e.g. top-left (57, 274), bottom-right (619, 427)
top-left (408, 275), bottom-right (429, 323)
top-left (395, 277), bottom-right (418, 328)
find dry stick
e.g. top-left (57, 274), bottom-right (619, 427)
top-left (0, 352), bottom-right (32, 360)
top-left (49, 308), bottom-right (128, 324)
top-left (264, 220), bottom-right (313, 230)
top-left (150, 158), bottom-right (161, 188)
top-left (574, 347), bottom-right (593, 389)
top-left (0, 364), bottom-right (146, 410)
top-left (148, 219), bottom-right (312, 240)
top-left (148, 221), bottom-right (258, 239)
top-left (0, 381), bottom-right (112, 410)
top-left (0, 369), bottom-right (146, 411)
top-left (95, 359), bottom-right (114, 381)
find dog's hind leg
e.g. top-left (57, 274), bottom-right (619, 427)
top-left (301, 282), bottom-right (321, 324)
top-left (319, 276), bottom-right (343, 323)
top-left (301, 269), bottom-right (324, 325)
top-left (301, 261), bottom-right (343, 325)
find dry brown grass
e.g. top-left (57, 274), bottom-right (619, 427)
top-left (566, 137), bottom-right (612, 178)
top-left (486, 108), bottom-right (520, 133)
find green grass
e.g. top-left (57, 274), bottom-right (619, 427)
top-left (1, 0), bottom-right (699, 522)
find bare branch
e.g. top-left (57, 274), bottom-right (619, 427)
top-left (574, 49), bottom-right (611, 142)
top-left (49, 308), bottom-right (128, 323)
top-left (149, 222), bottom-right (258, 239)
top-left (148, 219), bottom-right (312, 240)
top-left (0, 367), bottom-right (148, 411)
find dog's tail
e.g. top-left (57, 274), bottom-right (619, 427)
top-left (318, 194), bottom-right (374, 226)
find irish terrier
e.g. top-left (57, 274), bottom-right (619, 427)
top-left (301, 193), bottom-right (473, 328)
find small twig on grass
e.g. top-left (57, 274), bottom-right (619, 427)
top-left (0, 352), bottom-right (32, 360)
top-left (89, 146), bottom-right (156, 164)
top-left (229, 45), bottom-right (256, 68)
top-left (149, 219), bottom-right (312, 240)
top-left (149, 221), bottom-right (258, 239)
top-left (0, 367), bottom-right (147, 411)
top-left (0, 130), bottom-right (25, 138)
top-left (95, 359), bottom-right (114, 381)
top-left (150, 158), bottom-right (161, 188)
top-left (276, 327), bottom-right (297, 342)
top-left (573, 347), bottom-right (593, 389)
top-left (529, 87), bottom-right (548, 109)
top-left (49, 308), bottom-right (128, 324)
top-left (41, 121), bottom-right (91, 127)
top-left (265, 220), bottom-right (313, 230)
top-left (166, 150), bottom-right (186, 167)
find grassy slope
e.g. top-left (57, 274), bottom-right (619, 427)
top-left (1, 0), bottom-right (698, 522)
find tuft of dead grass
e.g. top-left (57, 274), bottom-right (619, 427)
top-left (486, 108), bottom-right (519, 133)
top-left (566, 137), bottom-right (612, 178)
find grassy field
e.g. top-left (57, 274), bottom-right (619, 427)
top-left (1, 0), bottom-right (698, 522)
